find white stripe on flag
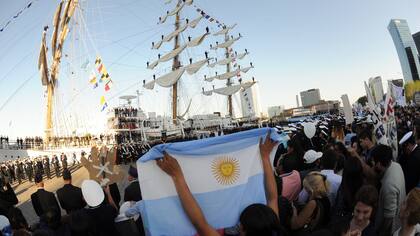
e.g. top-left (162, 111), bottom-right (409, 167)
top-left (139, 144), bottom-right (263, 200)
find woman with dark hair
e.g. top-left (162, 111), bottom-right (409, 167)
top-left (334, 142), bottom-right (350, 174)
top-left (349, 185), bottom-right (378, 236)
top-left (334, 142), bottom-right (350, 159)
top-left (8, 207), bottom-right (31, 234)
top-left (282, 138), bottom-right (305, 171)
top-left (156, 131), bottom-right (283, 236)
top-left (239, 204), bottom-right (281, 236)
top-left (333, 156), bottom-right (364, 218)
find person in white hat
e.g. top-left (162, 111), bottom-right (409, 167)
top-left (398, 131), bottom-right (420, 193)
top-left (300, 150), bottom-right (322, 180)
top-left (81, 180), bottom-right (119, 236)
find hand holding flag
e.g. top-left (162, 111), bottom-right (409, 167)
top-left (156, 152), bottom-right (183, 180)
top-left (259, 130), bottom-right (279, 159)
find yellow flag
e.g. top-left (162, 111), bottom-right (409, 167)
top-left (100, 96), bottom-right (106, 105)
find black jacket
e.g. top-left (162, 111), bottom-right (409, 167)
top-left (30, 188), bottom-right (60, 218)
top-left (123, 180), bottom-right (142, 202)
top-left (57, 184), bottom-right (86, 214)
top-left (0, 183), bottom-right (18, 215)
top-left (400, 146), bottom-right (420, 193)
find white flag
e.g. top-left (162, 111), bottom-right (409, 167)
top-left (341, 94), bottom-right (354, 125)
top-left (364, 81), bottom-right (388, 145)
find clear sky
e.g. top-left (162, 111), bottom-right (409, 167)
top-left (0, 0), bottom-right (420, 138)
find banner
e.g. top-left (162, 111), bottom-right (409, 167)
top-left (341, 94), bottom-right (354, 125)
top-left (137, 128), bottom-right (289, 236)
top-left (364, 82), bottom-right (388, 145)
top-left (404, 80), bottom-right (420, 106)
top-left (384, 82), bottom-right (398, 159)
top-left (390, 83), bottom-right (406, 106)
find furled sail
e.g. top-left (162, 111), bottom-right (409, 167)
top-left (185, 59), bottom-right (208, 75)
top-left (147, 60), bottom-right (159, 70)
top-left (240, 65), bottom-right (254, 73)
top-left (163, 23), bottom-right (188, 42)
top-left (60, 0), bottom-right (71, 29)
top-left (51, 1), bottom-right (63, 56)
top-left (213, 23), bottom-right (237, 36)
top-left (67, 0), bottom-right (78, 19)
top-left (203, 84), bottom-right (241, 96)
top-left (241, 81), bottom-right (256, 90)
top-left (38, 41), bottom-right (49, 86)
top-left (155, 67), bottom-right (186, 87)
top-left (188, 15), bottom-right (203, 28)
top-left (204, 74), bottom-right (218, 82)
top-left (159, 44), bottom-right (187, 62)
top-left (236, 50), bottom-right (249, 60)
top-left (202, 81), bottom-right (256, 96)
top-left (168, 2), bottom-right (184, 16)
top-left (214, 84), bottom-right (241, 95)
top-left (186, 33), bottom-right (209, 47)
top-left (185, 0), bottom-right (193, 6)
top-left (216, 70), bottom-right (238, 80)
top-left (159, 13), bottom-right (169, 24)
top-left (143, 80), bottom-right (155, 90)
top-left (211, 35), bottom-right (241, 50)
top-left (204, 69), bottom-right (239, 82)
top-left (152, 40), bottom-right (163, 49)
top-left (216, 57), bottom-right (234, 66)
top-left (207, 50), bottom-right (249, 68)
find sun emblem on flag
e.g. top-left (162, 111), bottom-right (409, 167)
top-left (211, 157), bottom-right (240, 185)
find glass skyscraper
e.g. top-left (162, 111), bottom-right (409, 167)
top-left (388, 19), bottom-right (420, 82)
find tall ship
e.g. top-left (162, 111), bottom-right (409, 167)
top-left (0, 0), bottom-right (261, 160)
top-left (141, 0), bottom-right (258, 134)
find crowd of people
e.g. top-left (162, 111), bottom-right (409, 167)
top-left (114, 107), bottom-right (139, 118)
top-left (0, 106), bottom-right (417, 235)
top-left (0, 153), bottom-right (79, 187)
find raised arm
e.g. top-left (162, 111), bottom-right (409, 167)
top-left (259, 130), bottom-right (279, 217)
top-left (157, 153), bottom-right (219, 236)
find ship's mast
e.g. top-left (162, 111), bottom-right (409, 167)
top-left (45, 82), bottom-right (54, 140)
top-left (225, 33), bottom-right (233, 117)
top-left (171, 0), bottom-right (182, 124)
top-left (40, 0), bottom-right (78, 143)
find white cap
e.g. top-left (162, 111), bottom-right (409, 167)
top-left (115, 201), bottom-right (132, 222)
top-left (399, 131), bottom-right (413, 145)
top-left (0, 215), bottom-right (10, 230)
top-left (304, 150), bottom-right (323, 164)
top-left (81, 180), bottom-right (104, 207)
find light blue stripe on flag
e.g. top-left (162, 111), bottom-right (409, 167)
top-left (139, 127), bottom-right (289, 161)
top-left (141, 174), bottom-right (265, 236)
top-left (137, 128), bottom-right (289, 236)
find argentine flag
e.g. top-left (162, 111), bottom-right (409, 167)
top-left (137, 128), bottom-right (289, 236)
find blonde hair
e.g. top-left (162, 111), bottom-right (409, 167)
top-left (332, 126), bottom-right (344, 142)
top-left (405, 188), bottom-right (420, 226)
top-left (303, 171), bottom-right (330, 198)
